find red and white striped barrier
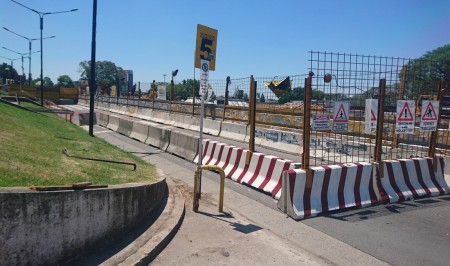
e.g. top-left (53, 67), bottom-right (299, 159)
top-left (194, 139), bottom-right (299, 199)
top-left (278, 163), bottom-right (378, 220)
top-left (377, 157), bottom-right (449, 204)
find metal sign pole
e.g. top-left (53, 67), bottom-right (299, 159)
top-left (197, 58), bottom-right (210, 199)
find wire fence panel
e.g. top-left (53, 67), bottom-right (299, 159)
top-left (308, 51), bottom-right (449, 166)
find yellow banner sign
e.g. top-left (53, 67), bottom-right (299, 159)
top-left (195, 24), bottom-right (218, 71)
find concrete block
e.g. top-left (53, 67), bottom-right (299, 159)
top-left (145, 124), bottom-right (171, 151)
top-left (107, 115), bottom-right (120, 131)
top-left (130, 121), bottom-right (150, 143)
top-left (219, 121), bottom-right (247, 142)
top-left (98, 113), bottom-right (109, 127)
top-left (117, 117), bottom-right (134, 137)
top-left (166, 130), bottom-right (199, 161)
top-left (203, 119), bottom-right (221, 136)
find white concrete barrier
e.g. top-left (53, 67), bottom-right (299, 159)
top-left (117, 117), bottom-right (134, 137)
top-left (172, 114), bottom-right (197, 131)
top-left (135, 108), bottom-right (153, 120)
top-left (107, 115), bottom-right (120, 131)
top-left (166, 130), bottom-right (199, 161)
top-left (377, 158), bottom-right (449, 204)
top-left (145, 123), bottom-right (171, 151)
top-left (151, 110), bottom-right (174, 126)
top-left (219, 121), bottom-right (247, 142)
top-left (278, 163), bottom-right (378, 220)
top-left (203, 119), bottom-right (221, 136)
top-left (98, 113), bottom-right (109, 128)
top-left (129, 121), bottom-right (150, 143)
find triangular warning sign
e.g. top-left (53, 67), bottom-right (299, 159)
top-left (334, 104), bottom-right (348, 122)
top-left (397, 102), bottom-right (414, 121)
top-left (371, 110), bottom-right (377, 121)
top-left (421, 102), bottom-right (437, 121)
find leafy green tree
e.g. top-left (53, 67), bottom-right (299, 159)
top-left (44, 77), bottom-right (53, 86)
top-left (405, 44), bottom-right (450, 98)
top-left (79, 60), bottom-right (124, 91)
top-left (173, 79), bottom-right (199, 100)
top-left (56, 75), bottom-right (74, 87)
top-left (260, 93), bottom-right (265, 103)
top-left (0, 63), bottom-right (18, 84)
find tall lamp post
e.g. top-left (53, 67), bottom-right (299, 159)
top-left (0, 56), bottom-right (20, 84)
top-left (3, 27), bottom-right (55, 85)
top-left (10, 0), bottom-right (78, 105)
top-left (0, 55), bottom-right (20, 68)
top-left (3, 47), bottom-right (40, 90)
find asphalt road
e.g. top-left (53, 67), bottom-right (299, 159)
top-left (84, 122), bottom-right (450, 266)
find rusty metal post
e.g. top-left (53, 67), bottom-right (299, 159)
top-left (428, 80), bottom-right (447, 158)
top-left (248, 75), bottom-right (256, 153)
top-left (374, 79), bottom-right (386, 177)
top-left (152, 80), bottom-right (155, 110)
top-left (392, 65), bottom-right (407, 150)
top-left (138, 81), bottom-right (141, 99)
top-left (192, 78), bottom-right (196, 116)
top-left (225, 76), bottom-right (230, 106)
top-left (302, 75), bottom-right (312, 188)
top-left (222, 76), bottom-right (230, 121)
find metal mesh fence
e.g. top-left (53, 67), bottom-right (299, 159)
top-left (308, 51), bottom-right (449, 165)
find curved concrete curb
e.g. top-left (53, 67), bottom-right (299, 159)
top-left (102, 175), bottom-right (185, 265)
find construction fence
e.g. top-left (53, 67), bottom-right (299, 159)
top-left (90, 51), bottom-right (449, 167)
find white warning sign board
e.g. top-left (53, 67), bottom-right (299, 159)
top-left (395, 100), bottom-right (415, 134)
top-left (332, 102), bottom-right (349, 132)
top-left (365, 99), bottom-right (378, 134)
top-left (200, 59), bottom-right (210, 96)
top-left (157, 85), bottom-right (166, 100)
top-left (312, 114), bottom-right (331, 131)
top-left (420, 100), bottom-right (439, 131)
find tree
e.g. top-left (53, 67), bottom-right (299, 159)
top-left (173, 79), bottom-right (199, 100)
top-left (405, 44), bottom-right (450, 98)
top-left (233, 89), bottom-right (244, 99)
top-left (0, 63), bottom-right (18, 84)
top-left (260, 93), bottom-right (265, 103)
top-left (56, 75), bottom-right (74, 87)
top-left (44, 77), bottom-right (53, 86)
top-left (79, 60), bottom-right (124, 91)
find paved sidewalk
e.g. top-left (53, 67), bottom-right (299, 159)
top-left (88, 124), bottom-right (387, 266)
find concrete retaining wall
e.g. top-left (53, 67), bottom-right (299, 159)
top-left (0, 179), bottom-right (167, 265)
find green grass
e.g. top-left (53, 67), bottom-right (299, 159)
top-left (0, 102), bottom-right (158, 187)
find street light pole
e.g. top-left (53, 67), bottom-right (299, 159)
top-left (2, 27), bottom-right (55, 86)
top-left (10, 0), bottom-right (78, 105)
top-left (3, 47), bottom-right (40, 86)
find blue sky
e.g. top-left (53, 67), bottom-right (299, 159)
top-left (1, 0), bottom-right (449, 84)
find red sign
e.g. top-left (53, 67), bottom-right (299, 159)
top-left (397, 102), bottom-right (414, 121)
top-left (334, 104), bottom-right (348, 122)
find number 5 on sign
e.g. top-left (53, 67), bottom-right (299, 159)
top-left (195, 24), bottom-right (218, 71)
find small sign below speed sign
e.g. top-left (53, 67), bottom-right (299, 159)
top-left (200, 59), bottom-right (209, 96)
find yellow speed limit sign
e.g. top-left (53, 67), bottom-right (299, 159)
top-left (195, 24), bottom-right (218, 71)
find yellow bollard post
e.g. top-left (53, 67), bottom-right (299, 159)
top-left (194, 165), bottom-right (226, 213)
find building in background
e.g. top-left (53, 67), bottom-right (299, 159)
top-left (123, 70), bottom-right (133, 95)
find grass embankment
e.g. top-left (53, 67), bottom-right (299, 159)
top-left (0, 102), bottom-right (157, 187)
